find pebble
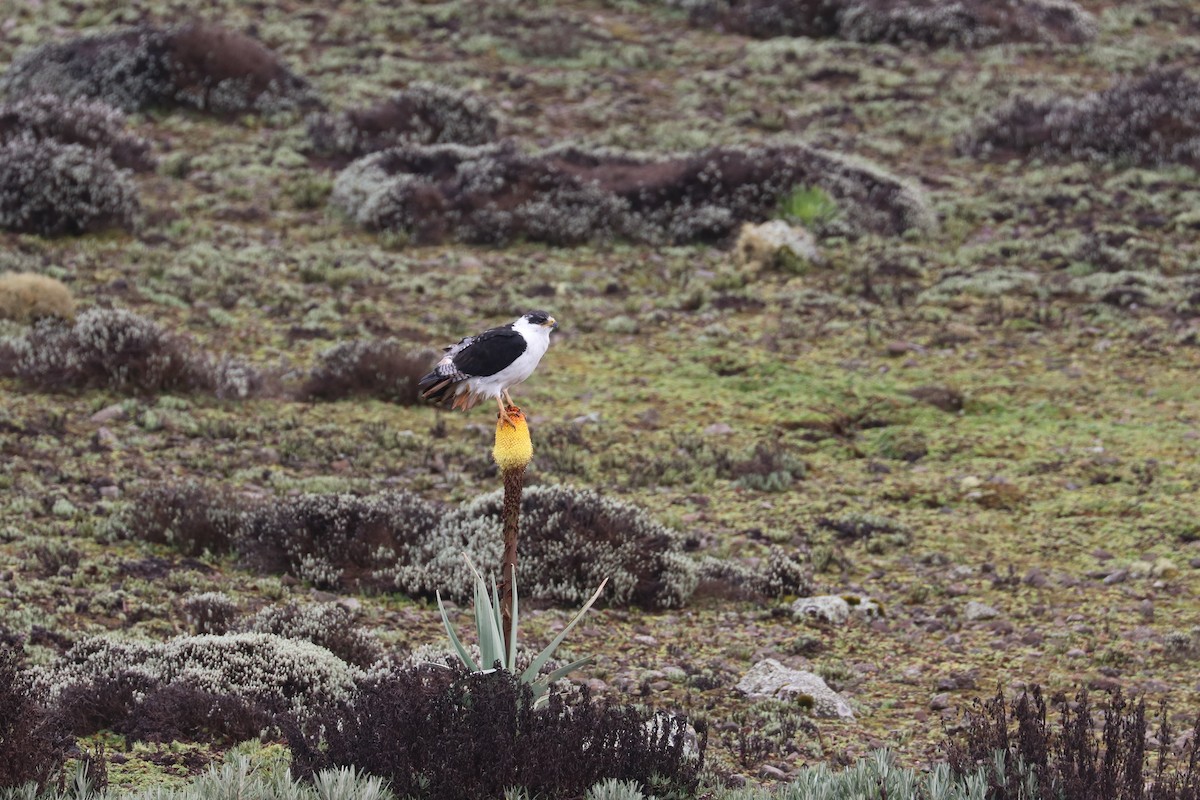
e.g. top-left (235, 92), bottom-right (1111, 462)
top-left (703, 422), bottom-right (734, 436)
top-left (930, 693), bottom-right (952, 710)
top-left (94, 427), bottom-right (118, 449)
top-left (99, 485), bottom-right (121, 499)
top-left (964, 600), bottom-right (1000, 621)
top-left (1066, 648), bottom-right (1087, 659)
top-left (1103, 569), bottom-right (1128, 585)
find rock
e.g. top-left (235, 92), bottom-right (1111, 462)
top-left (1128, 560), bottom-right (1154, 578)
top-left (930, 693), bottom-right (952, 710)
top-left (964, 600), bottom-right (999, 621)
top-left (90, 403), bottom-right (128, 424)
top-left (791, 595), bottom-right (851, 625)
top-left (733, 220), bottom-right (820, 274)
top-left (704, 422), bottom-right (734, 436)
top-left (735, 658), bottom-right (854, 719)
top-left (94, 427), bottom-right (118, 449)
top-left (99, 485), bottom-right (121, 499)
top-left (1103, 569), bottom-right (1128, 585)
top-left (1151, 558), bottom-right (1178, 579)
top-left (1066, 648), bottom-right (1087, 659)
top-left (758, 764), bottom-right (789, 780)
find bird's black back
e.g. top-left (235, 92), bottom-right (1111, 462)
top-left (450, 325), bottom-right (527, 377)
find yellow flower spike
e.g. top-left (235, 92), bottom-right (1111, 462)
top-left (493, 406), bottom-right (533, 472)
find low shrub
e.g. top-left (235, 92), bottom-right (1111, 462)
top-left (126, 482), bottom-right (243, 557)
top-left (331, 141), bottom-right (933, 246)
top-left (298, 339), bottom-right (433, 404)
top-left (0, 309), bottom-right (262, 397)
top-left (237, 491), bottom-right (440, 592)
top-left (961, 68), bottom-right (1200, 168)
top-left (0, 139), bottom-right (138, 236)
top-left (0, 273), bottom-right (75, 323)
top-left (286, 666), bottom-right (706, 800)
top-left (35, 633), bottom-right (364, 735)
top-left (394, 484), bottom-right (701, 608)
top-left (307, 83), bottom-right (499, 163)
top-left (182, 592), bottom-right (239, 635)
top-left (0, 94), bottom-right (153, 171)
top-left (1, 23), bottom-right (320, 115)
top-left (239, 602), bottom-right (383, 669)
top-left (685, 0), bottom-right (1095, 47)
top-left (0, 646), bottom-right (73, 790)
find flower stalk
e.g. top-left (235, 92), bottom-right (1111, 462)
top-left (493, 405), bottom-right (532, 658)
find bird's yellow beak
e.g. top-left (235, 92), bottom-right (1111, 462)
top-left (545, 316), bottom-right (558, 330)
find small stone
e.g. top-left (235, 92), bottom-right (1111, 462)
top-left (1066, 648), bottom-right (1087, 659)
top-left (584, 678), bottom-right (609, 693)
top-left (930, 693), bottom-right (952, 710)
top-left (704, 422), bottom-right (734, 436)
top-left (964, 600), bottom-right (1000, 621)
top-left (1023, 568), bottom-right (1048, 587)
top-left (94, 427), bottom-right (118, 449)
top-left (791, 595), bottom-right (851, 625)
top-left (337, 597), bottom-right (362, 612)
top-left (99, 485), bottom-right (121, 499)
top-left (886, 340), bottom-right (918, 357)
top-left (758, 764), bottom-right (789, 780)
top-left (90, 404), bottom-right (127, 424)
top-left (1103, 569), bottom-right (1128, 585)
top-left (633, 634), bottom-right (658, 646)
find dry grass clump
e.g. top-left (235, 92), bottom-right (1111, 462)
top-left (298, 338), bottom-right (434, 404)
top-left (1, 23), bottom-right (320, 115)
top-left (685, 0), bottom-right (1095, 47)
top-left (332, 142), bottom-right (932, 245)
top-left (0, 94), bottom-right (153, 171)
top-left (286, 665), bottom-right (707, 800)
top-left (0, 139), bottom-right (139, 236)
top-left (307, 83), bottom-right (499, 164)
top-left (0, 272), bottom-right (75, 323)
top-left (0, 308), bottom-right (263, 397)
top-left (961, 69), bottom-right (1200, 168)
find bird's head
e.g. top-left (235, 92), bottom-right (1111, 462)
top-left (523, 310), bottom-right (558, 331)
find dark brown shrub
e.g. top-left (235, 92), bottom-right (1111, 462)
top-left (307, 83), bottom-right (499, 164)
top-left (962, 69), bottom-right (1200, 168)
top-left (299, 339), bottom-right (433, 404)
top-left (0, 309), bottom-right (262, 397)
top-left (331, 141), bottom-right (933, 246)
top-left (286, 666), bottom-right (706, 800)
top-left (116, 683), bottom-right (272, 744)
top-left (0, 139), bottom-right (138, 236)
top-left (238, 491), bottom-right (440, 592)
top-left (0, 646), bottom-right (74, 790)
top-left (691, 0), bottom-right (1095, 47)
top-left (0, 95), bottom-right (153, 171)
top-left (126, 481), bottom-right (242, 557)
top-left (0, 23), bottom-right (320, 115)
top-left (947, 685), bottom-right (1200, 800)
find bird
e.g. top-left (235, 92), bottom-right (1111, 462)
top-left (418, 310), bottom-right (558, 425)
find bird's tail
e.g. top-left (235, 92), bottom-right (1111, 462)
top-left (418, 371), bottom-right (478, 410)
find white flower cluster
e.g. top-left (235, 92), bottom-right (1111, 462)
top-left (34, 632), bottom-right (363, 721)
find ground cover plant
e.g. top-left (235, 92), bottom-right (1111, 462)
top-left (1, 0), bottom-right (1200, 794)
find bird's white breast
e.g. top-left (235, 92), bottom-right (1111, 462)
top-left (467, 317), bottom-right (552, 398)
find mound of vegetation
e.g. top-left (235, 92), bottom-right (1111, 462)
top-left (332, 142), bottom-right (933, 245)
top-left (298, 338), bottom-right (433, 404)
top-left (0, 94), bottom-right (153, 171)
top-left (0, 308), bottom-right (263, 397)
top-left (34, 633), bottom-right (362, 740)
top-left (0, 272), bottom-right (75, 323)
top-left (127, 482), bottom-right (805, 607)
top-left (961, 68), bottom-right (1200, 168)
top-left (0, 138), bottom-right (139, 236)
top-left (686, 0), bottom-right (1096, 47)
top-left (286, 665), bottom-right (707, 800)
top-left (307, 83), bottom-right (500, 164)
top-left (1, 23), bottom-right (320, 115)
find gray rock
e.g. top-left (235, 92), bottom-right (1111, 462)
top-left (792, 595), bottom-right (851, 625)
top-left (964, 600), bottom-right (999, 621)
top-left (735, 658), bottom-right (854, 719)
top-left (90, 403), bottom-right (127, 424)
